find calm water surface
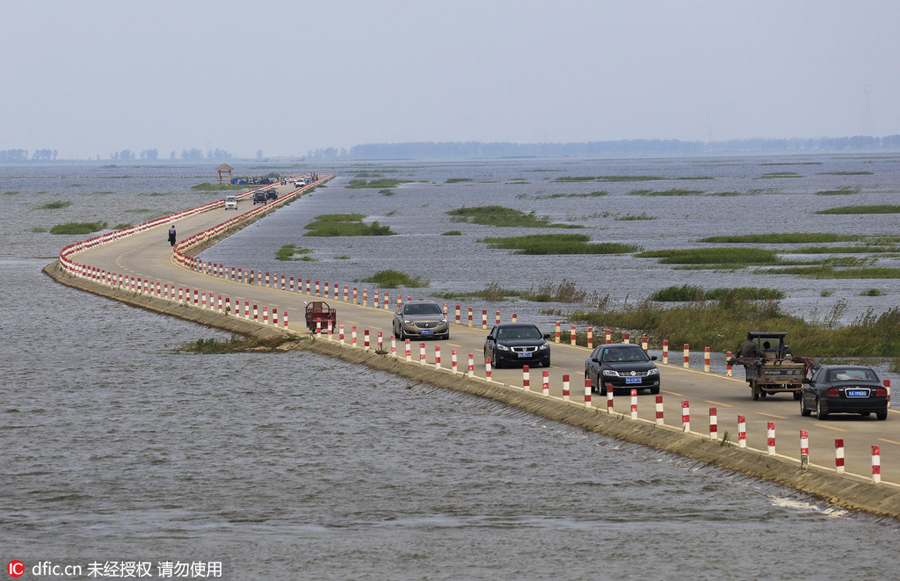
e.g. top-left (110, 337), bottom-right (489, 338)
top-left (3, 158), bottom-right (900, 579)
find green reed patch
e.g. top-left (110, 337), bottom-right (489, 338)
top-left (50, 221), bottom-right (108, 235)
top-left (630, 188), bottom-right (704, 197)
top-left (113, 224), bottom-right (131, 230)
top-left (441, 230), bottom-right (462, 236)
top-left (518, 191), bottom-right (609, 200)
top-left (764, 266), bottom-right (900, 279)
top-left (379, 189), bottom-right (395, 196)
top-left (37, 200), bottom-right (71, 209)
top-left (758, 172), bottom-right (802, 178)
top-left (816, 205), bottom-right (900, 215)
top-left (638, 247), bottom-right (780, 265)
top-left (820, 171), bottom-right (874, 175)
top-left (4, 191), bottom-right (19, 195)
top-left (616, 213), bottom-right (656, 221)
top-left (276, 244), bottom-right (314, 261)
top-left (357, 269), bottom-right (428, 288)
top-left (650, 284), bottom-right (785, 302)
top-left (447, 205), bottom-right (578, 228)
top-left (445, 178), bottom-right (473, 183)
top-left (346, 178), bottom-right (411, 189)
top-left (554, 175), bottom-right (668, 183)
top-left (31, 227), bottom-right (47, 233)
top-left (355, 172), bottom-right (383, 178)
top-left (789, 245), bottom-right (898, 254)
top-left (191, 183), bottom-right (246, 191)
top-left (816, 187), bottom-right (860, 196)
top-left (304, 214), bottom-right (394, 237)
top-left (139, 192), bottom-right (169, 196)
top-left (861, 288), bottom-right (884, 296)
top-left (699, 233), bottom-right (861, 244)
top-left (479, 233), bottom-right (641, 255)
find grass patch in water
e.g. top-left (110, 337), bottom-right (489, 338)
top-left (31, 227), bottom-right (47, 233)
top-left (276, 244), bottom-right (314, 261)
top-left (191, 183), bottom-right (246, 191)
top-left (616, 212), bottom-right (656, 221)
top-left (861, 288), bottom-right (884, 296)
top-left (37, 200), bottom-right (71, 209)
top-left (447, 205), bottom-right (579, 228)
top-left (699, 233), bottom-right (861, 244)
top-left (304, 214), bottom-right (395, 236)
top-left (441, 230), bottom-right (462, 236)
top-left (346, 178), bottom-right (411, 189)
top-left (758, 172), bottom-right (803, 178)
top-left (4, 191), bottom-right (19, 195)
top-left (816, 205), bottom-right (900, 215)
top-left (817, 187), bottom-right (860, 196)
top-left (357, 269), bottom-right (428, 288)
top-left (50, 221), bottom-right (107, 235)
top-left (638, 247), bottom-right (780, 265)
top-left (649, 285), bottom-right (785, 302)
top-left (630, 188), bottom-right (704, 196)
top-left (379, 189), bottom-right (395, 196)
top-left (355, 172), bottom-right (383, 178)
top-left (821, 171), bottom-right (874, 175)
top-left (518, 191), bottom-right (609, 200)
top-left (479, 233), bottom-right (641, 255)
top-left (445, 178), bottom-right (473, 183)
top-left (435, 279), bottom-right (594, 303)
top-left (764, 266), bottom-right (900, 279)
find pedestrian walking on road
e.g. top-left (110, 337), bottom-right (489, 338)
top-left (168, 225), bottom-right (176, 247)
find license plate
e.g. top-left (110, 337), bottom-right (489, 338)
top-left (626, 377), bottom-right (642, 384)
top-left (420, 329), bottom-right (433, 334)
top-left (846, 389), bottom-right (868, 398)
top-left (518, 352), bottom-right (532, 358)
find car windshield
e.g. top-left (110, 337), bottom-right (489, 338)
top-left (498, 326), bottom-right (541, 340)
top-left (602, 347), bottom-right (649, 362)
top-left (829, 368), bottom-right (877, 382)
top-left (404, 303), bottom-right (442, 316)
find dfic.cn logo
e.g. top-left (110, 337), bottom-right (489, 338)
top-left (7, 561), bottom-right (25, 578)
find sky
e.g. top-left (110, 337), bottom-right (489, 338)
top-left (2, 0), bottom-right (898, 159)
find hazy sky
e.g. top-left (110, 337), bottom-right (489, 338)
top-left (3, 0), bottom-right (897, 159)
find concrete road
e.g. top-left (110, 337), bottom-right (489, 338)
top-left (71, 184), bottom-right (900, 485)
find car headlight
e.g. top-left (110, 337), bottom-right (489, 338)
top-left (440, 318), bottom-right (448, 324)
top-left (602, 369), bottom-right (619, 377)
top-left (403, 319), bottom-right (413, 325)
top-left (647, 368), bottom-right (659, 376)
top-left (495, 344), bottom-right (510, 351)
top-left (538, 343), bottom-right (549, 350)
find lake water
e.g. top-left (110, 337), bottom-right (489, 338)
top-left (3, 156), bottom-right (900, 579)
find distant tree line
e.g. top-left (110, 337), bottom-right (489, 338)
top-left (330, 135), bottom-right (900, 160)
top-left (0, 149), bottom-right (58, 161)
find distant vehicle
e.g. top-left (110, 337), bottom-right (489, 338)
top-left (293, 178), bottom-right (306, 187)
top-left (305, 301), bottom-right (337, 332)
top-left (585, 343), bottom-right (660, 395)
top-left (393, 300), bottom-right (449, 340)
top-left (266, 188), bottom-right (278, 201)
top-left (801, 365), bottom-right (888, 420)
top-left (483, 322), bottom-right (551, 368)
top-left (223, 195), bottom-right (238, 210)
top-left (253, 190), bottom-right (267, 204)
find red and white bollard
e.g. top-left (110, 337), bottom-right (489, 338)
top-left (562, 374), bottom-right (570, 402)
top-left (726, 351), bottom-right (733, 376)
top-left (835, 438), bottom-right (845, 474)
top-left (570, 325), bottom-right (577, 346)
top-left (630, 389), bottom-right (638, 420)
top-left (709, 407), bottom-right (718, 440)
top-left (374, 290), bottom-right (379, 308)
top-left (351, 326), bottom-right (357, 348)
top-left (655, 395), bottom-right (664, 425)
top-left (262, 306), bottom-right (268, 324)
top-left (419, 342), bottom-right (426, 364)
top-left (605, 328), bottom-right (611, 344)
top-left (587, 327), bottom-right (593, 349)
top-left (272, 308), bottom-right (278, 325)
top-left (512, 312), bottom-right (517, 323)
top-left (873, 445), bottom-right (882, 484)
top-left (253, 304), bottom-right (258, 322)
top-left (283, 311), bottom-right (288, 329)
top-left (467, 307), bottom-right (473, 327)
top-left (585, 378), bottom-right (592, 409)
top-left (405, 339), bottom-right (412, 362)
top-left (390, 334), bottom-right (395, 357)
top-left (682, 401), bottom-right (690, 432)
top-left (606, 384), bottom-right (614, 413)
top-left (542, 370), bottom-right (550, 396)
top-left (624, 332), bottom-right (630, 344)
top-left (244, 301), bottom-right (249, 319)
top-left (885, 378), bottom-right (892, 408)
top-left (683, 344), bottom-right (690, 368)
top-left (555, 321), bottom-right (561, 343)
top-left (800, 429), bottom-right (809, 468)
top-left (467, 353), bottom-right (474, 378)
top-left (383, 293), bottom-right (389, 309)
top-left (482, 309), bottom-right (487, 329)
top-left (662, 339), bottom-right (669, 364)
top-left (738, 415), bottom-right (747, 448)
top-left (455, 305), bottom-right (461, 324)
top-left (767, 422), bottom-right (776, 456)
top-left (704, 347), bottom-right (711, 372)
top-left (485, 357), bottom-right (492, 381)
top-left (316, 317), bottom-right (322, 336)
top-left (339, 323), bottom-right (345, 344)
top-left (522, 366), bottom-right (530, 391)
top-left (434, 345), bottom-right (441, 369)
top-left (364, 329), bottom-right (370, 352)
top-left (452, 349), bottom-right (458, 374)
top-left (495, 311), bottom-right (501, 325)
top-left (363, 289), bottom-right (368, 306)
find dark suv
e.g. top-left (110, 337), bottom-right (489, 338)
top-left (253, 190), bottom-right (267, 204)
top-left (483, 323), bottom-right (551, 368)
top-left (585, 343), bottom-right (660, 395)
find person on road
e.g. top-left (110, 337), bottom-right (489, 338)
top-left (168, 225), bottom-right (176, 247)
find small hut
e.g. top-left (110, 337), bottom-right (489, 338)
top-left (217, 163), bottom-right (234, 185)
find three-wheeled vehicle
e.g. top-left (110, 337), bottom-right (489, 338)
top-left (305, 301), bottom-right (337, 332)
top-left (729, 332), bottom-right (814, 400)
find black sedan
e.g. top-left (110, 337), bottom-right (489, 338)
top-left (801, 365), bottom-right (888, 420)
top-left (585, 343), bottom-right (660, 395)
top-left (483, 323), bottom-right (551, 368)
